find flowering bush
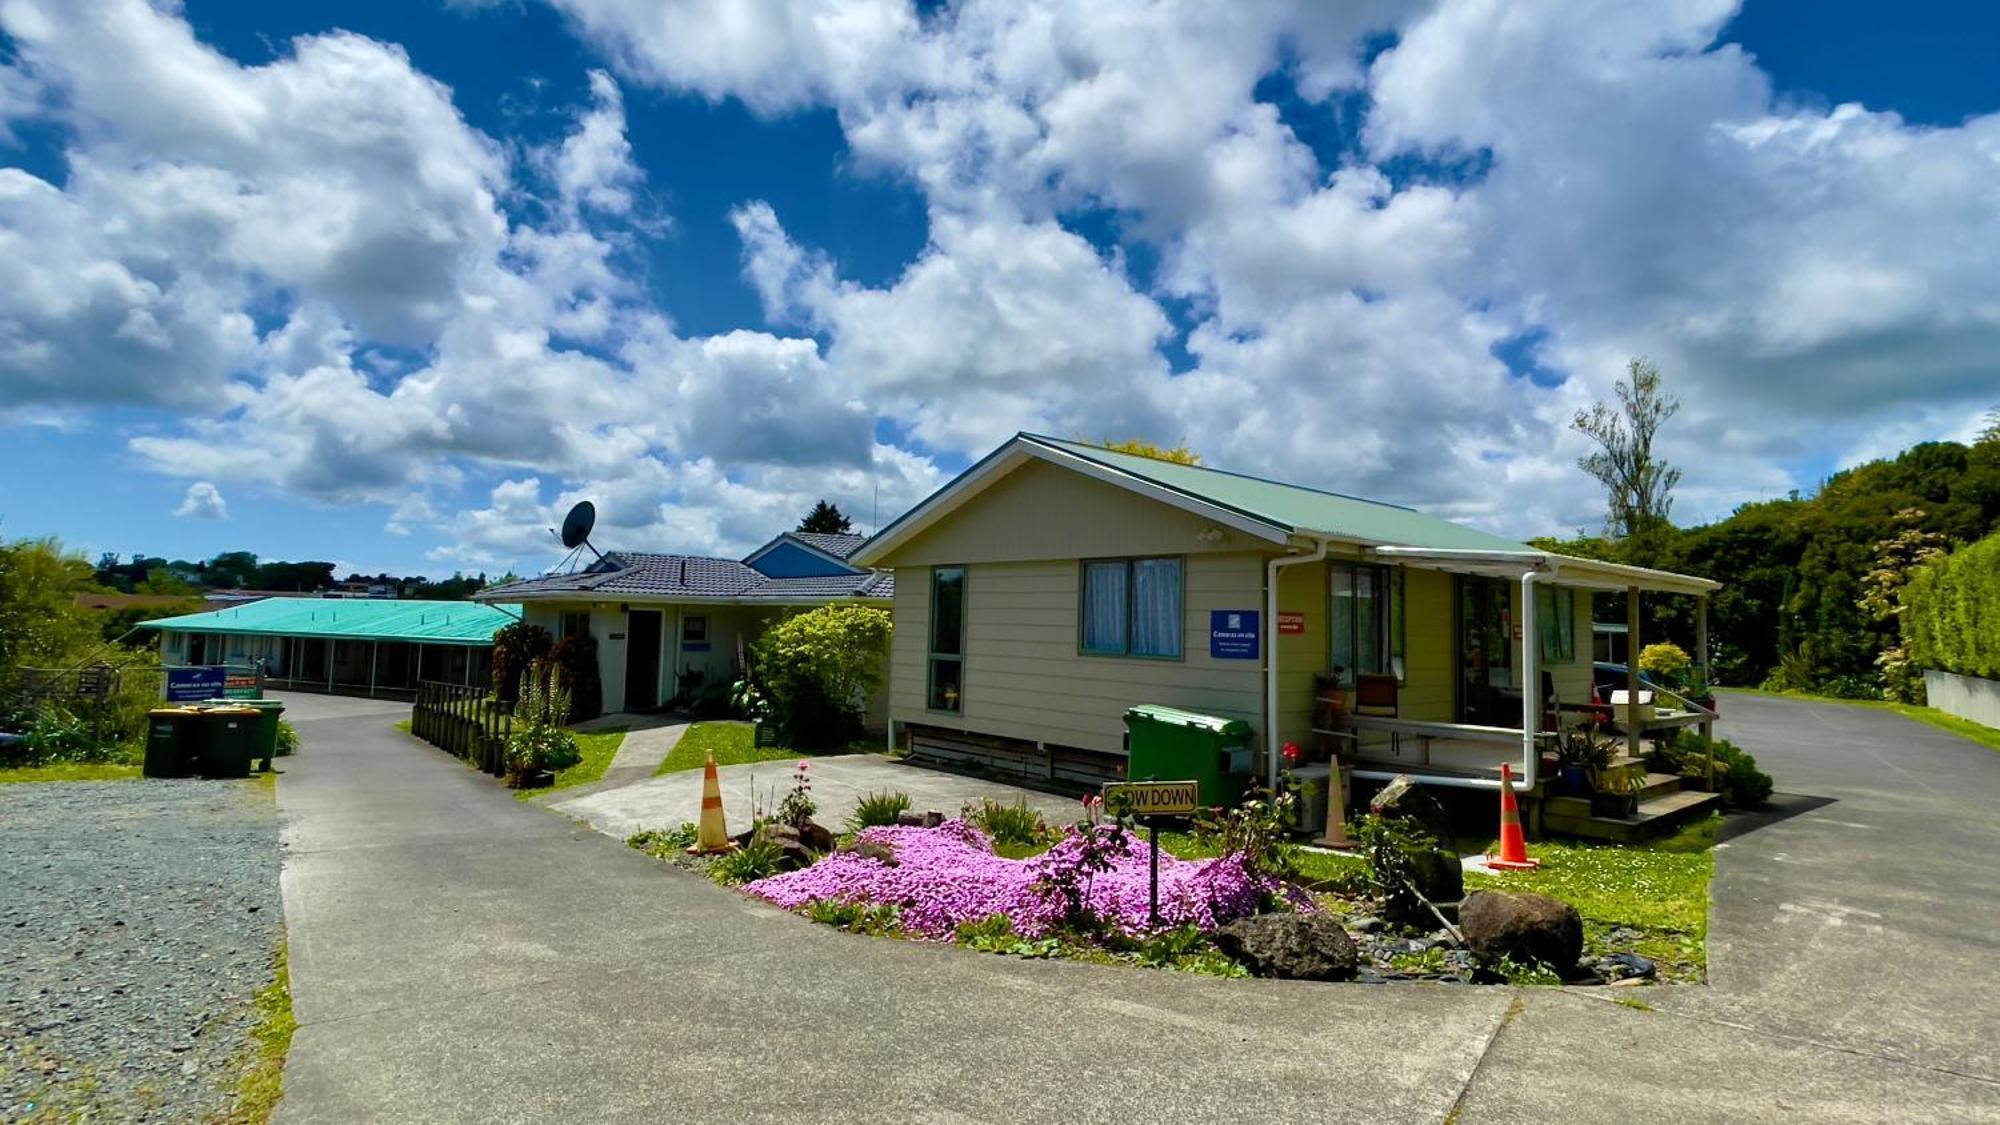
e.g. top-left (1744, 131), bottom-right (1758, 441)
top-left (743, 819), bottom-right (1307, 939)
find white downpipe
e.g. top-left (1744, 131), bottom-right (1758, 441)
top-left (1265, 539), bottom-right (1329, 791)
top-left (1517, 569), bottom-right (1538, 793)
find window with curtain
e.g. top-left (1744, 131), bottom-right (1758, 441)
top-left (560, 611), bottom-right (590, 641)
top-left (1079, 557), bottom-right (1183, 658)
top-left (1536, 584), bottom-right (1576, 663)
top-left (928, 566), bottom-right (966, 712)
top-left (1331, 563), bottom-right (1405, 680)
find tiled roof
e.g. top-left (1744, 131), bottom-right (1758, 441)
top-left (789, 531), bottom-right (866, 559)
top-left (482, 552), bottom-right (892, 603)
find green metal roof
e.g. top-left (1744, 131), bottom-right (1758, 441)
top-left (136, 598), bottom-right (521, 646)
top-left (1026, 435), bottom-right (1532, 552)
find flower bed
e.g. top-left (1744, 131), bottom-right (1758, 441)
top-left (742, 819), bottom-right (1302, 939)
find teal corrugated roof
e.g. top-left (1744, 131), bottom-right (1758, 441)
top-left (136, 598), bottom-right (521, 646)
top-left (1027, 435), bottom-right (1531, 552)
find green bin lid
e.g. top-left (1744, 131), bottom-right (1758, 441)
top-left (1124, 704), bottom-right (1249, 734)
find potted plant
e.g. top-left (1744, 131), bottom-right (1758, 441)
top-left (1588, 766), bottom-right (1644, 818)
top-left (1553, 723), bottom-right (1608, 796)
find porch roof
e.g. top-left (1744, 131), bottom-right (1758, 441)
top-left (1366, 546), bottom-right (1720, 596)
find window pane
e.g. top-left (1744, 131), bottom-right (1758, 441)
top-left (1081, 561), bottom-right (1129, 654)
top-left (1355, 566), bottom-right (1381, 674)
top-left (931, 567), bottom-right (965, 656)
top-left (1130, 558), bottom-right (1182, 657)
top-left (928, 657), bottom-right (962, 712)
top-left (1331, 565), bottom-right (1355, 676)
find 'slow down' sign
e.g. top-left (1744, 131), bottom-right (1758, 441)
top-left (1101, 780), bottom-right (1199, 817)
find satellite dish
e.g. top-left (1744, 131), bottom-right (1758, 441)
top-left (560, 500), bottom-right (597, 549)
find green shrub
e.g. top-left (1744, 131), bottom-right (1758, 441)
top-left (504, 668), bottom-right (580, 786)
top-left (805, 898), bottom-right (902, 935)
top-left (490, 621), bottom-right (553, 703)
top-left (1903, 531), bottom-right (2000, 680)
top-left (848, 789), bottom-right (912, 831)
top-left (710, 838), bottom-right (784, 885)
top-left (954, 915), bottom-right (1060, 958)
top-left (1638, 642), bottom-right (1692, 686)
top-left (542, 634), bottom-right (602, 722)
top-left (1655, 732), bottom-right (1773, 810)
top-left (749, 604), bottom-right (891, 749)
top-left (964, 797), bottom-right (1049, 848)
top-left (628, 823), bottom-right (698, 856)
top-left (274, 720), bottom-right (300, 757)
top-left (12, 704), bottom-right (129, 767)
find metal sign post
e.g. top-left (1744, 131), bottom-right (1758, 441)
top-left (1102, 780), bottom-right (1199, 930)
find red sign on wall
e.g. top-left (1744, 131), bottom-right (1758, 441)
top-left (1277, 611), bottom-right (1306, 635)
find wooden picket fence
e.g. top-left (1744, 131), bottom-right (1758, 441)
top-left (410, 681), bottom-right (514, 777)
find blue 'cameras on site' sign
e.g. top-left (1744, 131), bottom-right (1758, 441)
top-left (1209, 610), bottom-right (1259, 660)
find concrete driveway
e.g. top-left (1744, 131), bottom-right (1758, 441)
top-left (272, 693), bottom-right (2000, 1123)
top-left (551, 752), bottom-right (1087, 840)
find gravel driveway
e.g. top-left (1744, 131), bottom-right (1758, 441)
top-left (1, 778), bottom-right (282, 1122)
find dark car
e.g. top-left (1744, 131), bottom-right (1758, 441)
top-left (1591, 662), bottom-right (1716, 715)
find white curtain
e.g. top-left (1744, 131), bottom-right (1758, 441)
top-left (1130, 558), bottom-right (1183, 657)
top-left (1082, 561), bottom-right (1129, 654)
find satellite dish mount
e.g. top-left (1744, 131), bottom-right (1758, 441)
top-left (548, 500), bottom-right (603, 572)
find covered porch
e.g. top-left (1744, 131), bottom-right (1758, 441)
top-left (1279, 545), bottom-right (1722, 838)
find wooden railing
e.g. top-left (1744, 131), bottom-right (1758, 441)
top-left (410, 681), bottom-right (513, 777)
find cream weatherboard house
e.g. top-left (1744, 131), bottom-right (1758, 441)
top-left (477, 531), bottom-right (892, 717)
top-left (850, 434), bottom-right (1720, 816)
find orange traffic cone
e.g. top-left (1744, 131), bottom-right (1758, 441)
top-left (689, 749), bottom-right (736, 855)
top-left (1314, 760), bottom-right (1355, 849)
top-left (1484, 762), bottom-right (1540, 870)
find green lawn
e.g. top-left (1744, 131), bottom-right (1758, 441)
top-left (514, 728), bottom-right (627, 800)
top-left (655, 721), bottom-right (813, 776)
top-left (0, 761), bottom-right (143, 784)
top-left (1721, 687), bottom-right (2000, 754)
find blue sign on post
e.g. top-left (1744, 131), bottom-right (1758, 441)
top-left (1209, 610), bottom-right (1261, 660)
top-left (165, 665), bottom-right (226, 703)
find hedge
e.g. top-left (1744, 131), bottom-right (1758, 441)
top-left (1903, 531), bottom-right (2000, 679)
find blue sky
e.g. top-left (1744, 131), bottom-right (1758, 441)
top-left (2, 1), bottom-right (1996, 577)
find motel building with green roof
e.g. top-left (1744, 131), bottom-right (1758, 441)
top-left (137, 597), bottom-right (522, 698)
top-left (850, 433), bottom-right (1722, 830)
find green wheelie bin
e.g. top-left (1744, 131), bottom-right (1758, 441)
top-left (193, 706), bottom-right (259, 779)
top-left (203, 698), bottom-right (284, 770)
top-left (1123, 704), bottom-right (1254, 808)
top-left (143, 707), bottom-right (205, 778)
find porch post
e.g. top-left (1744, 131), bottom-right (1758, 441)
top-left (1697, 593), bottom-right (1713, 789)
top-left (1520, 570), bottom-right (1539, 789)
top-left (1625, 586), bottom-right (1641, 762)
top-left (369, 641), bottom-right (379, 698)
top-left (326, 637), bottom-right (334, 692)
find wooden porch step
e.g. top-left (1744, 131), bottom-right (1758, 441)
top-left (1539, 787), bottom-right (1723, 843)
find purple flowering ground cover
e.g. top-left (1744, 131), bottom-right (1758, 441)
top-left (742, 819), bottom-right (1297, 938)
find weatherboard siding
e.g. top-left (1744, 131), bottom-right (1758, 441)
top-left (881, 457), bottom-right (1268, 569)
top-left (890, 555), bottom-right (1266, 756)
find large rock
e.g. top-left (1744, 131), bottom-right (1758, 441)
top-left (796, 818), bottom-right (835, 854)
top-left (1213, 913), bottom-right (1359, 982)
top-left (1382, 847), bottom-right (1464, 930)
top-left (1460, 891), bottom-right (1583, 971)
top-left (752, 823), bottom-right (817, 871)
top-left (1368, 774), bottom-right (1458, 853)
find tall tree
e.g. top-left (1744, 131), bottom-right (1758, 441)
top-left (1572, 358), bottom-right (1682, 559)
top-left (1858, 508), bottom-right (1947, 702)
top-left (1099, 438), bottom-right (1201, 465)
top-left (798, 500), bottom-right (853, 534)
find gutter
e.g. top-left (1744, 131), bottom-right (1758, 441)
top-left (1265, 537), bottom-right (1329, 791)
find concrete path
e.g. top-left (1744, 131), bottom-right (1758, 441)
top-left (551, 752), bottom-right (1083, 839)
top-left (271, 692), bottom-right (2000, 1123)
top-left (535, 717), bottom-right (691, 803)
